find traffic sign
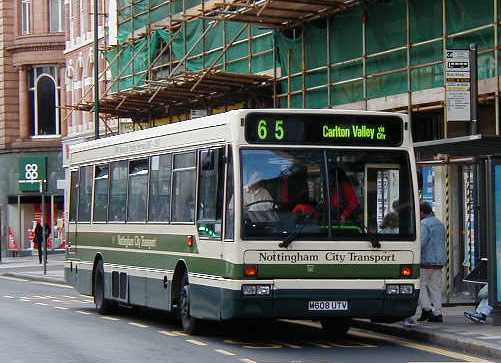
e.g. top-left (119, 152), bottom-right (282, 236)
top-left (446, 49), bottom-right (471, 122)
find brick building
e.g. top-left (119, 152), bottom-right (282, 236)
top-left (0, 1), bottom-right (66, 256)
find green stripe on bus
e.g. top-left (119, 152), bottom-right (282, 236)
top-left (69, 231), bottom-right (199, 254)
top-left (70, 247), bottom-right (418, 280)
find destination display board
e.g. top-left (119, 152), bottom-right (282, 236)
top-left (245, 113), bottom-right (404, 146)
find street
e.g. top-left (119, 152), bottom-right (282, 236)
top-left (0, 275), bottom-right (489, 363)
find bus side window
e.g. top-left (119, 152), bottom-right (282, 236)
top-left (172, 152), bottom-right (196, 223)
top-left (77, 166), bottom-right (93, 222)
top-left (148, 154), bottom-right (172, 222)
top-left (69, 170), bottom-right (79, 222)
top-left (197, 148), bottom-right (224, 238)
top-left (109, 161), bottom-right (128, 222)
top-left (127, 159), bottom-right (149, 222)
top-left (93, 165), bottom-right (109, 222)
top-left (224, 149), bottom-right (234, 240)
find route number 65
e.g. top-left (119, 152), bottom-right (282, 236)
top-left (257, 119), bottom-right (284, 141)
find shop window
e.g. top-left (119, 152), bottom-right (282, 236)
top-left (197, 148), bottom-right (224, 238)
top-left (77, 166), bottom-right (92, 222)
top-left (127, 159), bottom-right (149, 222)
top-left (148, 154), bottom-right (172, 222)
top-left (171, 152), bottom-right (196, 223)
top-left (109, 161), bottom-right (128, 222)
top-left (93, 165), bottom-right (109, 222)
top-left (49, 0), bottom-right (64, 32)
top-left (29, 67), bottom-right (61, 136)
top-left (21, 0), bottom-right (31, 34)
top-left (69, 170), bottom-right (79, 222)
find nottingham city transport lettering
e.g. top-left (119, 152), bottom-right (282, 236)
top-left (113, 234), bottom-right (158, 249)
top-left (250, 250), bottom-right (405, 265)
top-left (322, 124), bottom-right (387, 141)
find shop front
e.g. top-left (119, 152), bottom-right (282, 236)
top-left (0, 151), bottom-right (65, 257)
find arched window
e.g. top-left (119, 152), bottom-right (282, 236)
top-left (29, 66), bottom-right (61, 136)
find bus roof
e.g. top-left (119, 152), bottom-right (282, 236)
top-left (69, 109), bottom-right (409, 166)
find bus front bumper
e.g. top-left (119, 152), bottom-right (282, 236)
top-left (219, 287), bottom-right (419, 322)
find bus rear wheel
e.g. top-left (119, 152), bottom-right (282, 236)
top-left (320, 318), bottom-right (351, 337)
top-left (178, 273), bottom-right (201, 335)
top-left (94, 260), bottom-right (114, 314)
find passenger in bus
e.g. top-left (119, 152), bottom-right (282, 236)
top-left (243, 171), bottom-right (275, 212)
top-left (331, 168), bottom-right (360, 224)
top-left (380, 211), bottom-right (399, 234)
top-left (292, 202), bottom-right (320, 221)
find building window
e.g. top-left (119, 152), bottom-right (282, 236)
top-left (29, 66), bottom-right (61, 136)
top-left (49, 0), bottom-right (64, 32)
top-left (80, 0), bottom-right (85, 37)
top-left (21, 0), bottom-right (31, 34)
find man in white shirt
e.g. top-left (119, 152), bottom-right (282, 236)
top-left (243, 171), bottom-right (275, 212)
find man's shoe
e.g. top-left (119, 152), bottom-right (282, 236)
top-left (417, 309), bottom-right (433, 322)
top-left (464, 311), bottom-right (486, 324)
top-left (428, 314), bottom-right (443, 323)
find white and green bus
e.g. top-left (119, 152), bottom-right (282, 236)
top-left (65, 109), bottom-right (420, 335)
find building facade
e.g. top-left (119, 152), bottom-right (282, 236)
top-left (0, 1), bottom-right (66, 256)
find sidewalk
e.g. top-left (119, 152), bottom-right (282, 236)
top-left (354, 306), bottom-right (501, 360)
top-left (0, 254), bottom-right (65, 284)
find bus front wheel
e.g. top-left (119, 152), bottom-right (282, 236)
top-left (178, 273), bottom-right (201, 335)
top-left (94, 259), bottom-right (114, 314)
top-left (320, 318), bottom-right (351, 337)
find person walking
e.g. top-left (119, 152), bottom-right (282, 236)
top-left (34, 222), bottom-right (43, 264)
top-left (405, 201), bottom-right (447, 326)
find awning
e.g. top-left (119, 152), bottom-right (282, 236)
top-left (414, 134), bottom-right (501, 161)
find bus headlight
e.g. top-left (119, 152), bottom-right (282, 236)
top-left (242, 284), bottom-right (271, 296)
top-left (256, 285), bottom-right (271, 296)
top-left (399, 284), bottom-right (414, 295)
top-left (386, 284), bottom-right (414, 295)
top-left (386, 284), bottom-right (400, 295)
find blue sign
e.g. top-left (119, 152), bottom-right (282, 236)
top-left (495, 166), bottom-right (501, 302)
top-left (421, 167), bottom-right (434, 204)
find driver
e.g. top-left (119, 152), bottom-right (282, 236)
top-left (244, 171), bottom-right (275, 211)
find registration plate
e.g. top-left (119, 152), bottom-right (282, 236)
top-left (308, 300), bottom-right (349, 311)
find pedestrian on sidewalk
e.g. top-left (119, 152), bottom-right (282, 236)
top-left (405, 201), bottom-right (447, 326)
top-left (34, 222), bottom-right (43, 264)
top-left (465, 284), bottom-right (492, 324)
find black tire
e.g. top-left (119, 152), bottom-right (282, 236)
top-left (178, 273), bottom-right (201, 335)
top-left (320, 318), bottom-right (351, 337)
top-left (94, 259), bottom-right (114, 314)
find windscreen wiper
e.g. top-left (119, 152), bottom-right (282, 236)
top-left (360, 224), bottom-right (381, 249)
top-left (279, 215), bottom-right (309, 248)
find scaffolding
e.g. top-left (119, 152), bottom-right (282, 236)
top-left (72, 0), bottom-right (361, 126)
top-left (71, 0), bottom-right (501, 136)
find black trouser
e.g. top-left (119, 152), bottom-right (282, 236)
top-left (37, 241), bottom-right (42, 264)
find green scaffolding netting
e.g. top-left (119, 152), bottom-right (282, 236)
top-left (109, 16), bottom-right (274, 92)
top-left (106, 31), bottom-right (161, 92)
top-left (111, 0), bottom-right (501, 107)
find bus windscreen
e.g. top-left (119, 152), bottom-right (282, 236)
top-left (245, 113), bottom-right (403, 146)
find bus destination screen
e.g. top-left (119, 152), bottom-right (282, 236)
top-left (245, 113), bottom-right (404, 146)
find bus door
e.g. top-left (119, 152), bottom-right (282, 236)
top-left (365, 164), bottom-right (406, 235)
top-left (196, 146), bottom-right (225, 255)
top-left (68, 169), bottom-right (79, 251)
